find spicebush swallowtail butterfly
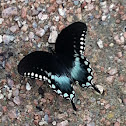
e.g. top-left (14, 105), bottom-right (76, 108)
top-left (18, 22), bottom-right (100, 111)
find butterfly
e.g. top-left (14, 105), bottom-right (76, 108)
top-left (18, 22), bottom-right (100, 111)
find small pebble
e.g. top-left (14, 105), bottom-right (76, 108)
top-left (97, 39), bottom-right (103, 49)
top-left (52, 121), bottom-right (56, 125)
top-left (2, 6), bottom-right (18, 18)
top-left (0, 18), bottom-right (4, 24)
top-left (48, 31), bottom-right (58, 43)
top-left (13, 96), bottom-right (20, 105)
top-left (3, 35), bottom-right (15, 44)
top-left (10, 25), bottom-right (19, 33)
top-left (57, 120), bottom-right (69, 126)
top-left (74, 0), bottom-right (79, 6)
top-left (87, 122), bottom-right (95, 126)
top-left (36, 28), bottom-right (45, 37)
top-left (38, 13), bottom-right (48, 21)
top-left (114, 122), bottom-right (120, 126)
top-left (106, 76), bottom-right (115, 84)
top-left (29, 32), bottom-right (35, 39)
top-left (122, 98), bottom-right (126, 105)
top-left (0, 94), bottom-right (4, 99)
top-left (0, 35), bottom-right (3, 43)
top-left (58, 8), bottom-right (66, 17)
top-left (21, 24), bottom-right (28, 32)
top-left (26, 82), bottom-right (32, 91)
top-left (8, 110), bottom-right (17, 119)
top-left (39, 120), bottom-right (48, 125)
top-left (13, 89), bottom-right (19, 97)
top-left (108, 68), bottom-right (118, 75)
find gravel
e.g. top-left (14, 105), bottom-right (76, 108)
top-left (0, 0), bottom-right (126, 126)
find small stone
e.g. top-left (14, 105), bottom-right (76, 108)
top-left (108, 68), bottom-right (118, 75)
top-left (117, 52), bottom-right (122, 58)
top-left (36, 28), bottom-right (45, 37)
top-left (116, 19), bottom-right (121, 24)
top-left (52, 121), bottom-right (56, 125)
top-left (2, 7), bottom-right (17, 18)
top-left (26, 82), bottom-right (31, 91)
top-left (13, 89), bottom-right (19, 97)
top-left (44, 114), bottom-right (49, 122)
top-left (106, 76), bottom-right (115, 84)
top-left (87, 122), bottom-right (95, 126)
top-left (26, 105), bottom-right (33, 113)
top-left (107, 112), bottom-right (114, 119)
top-left (48, 31), bottom-right (58, 43)
top-left (32, 22), bottom-right (38, 28)
top-left (0, 35), bottom-right (3, 43)
top-left (105, 104), bottom-right (110, 109)
top-left (21, 24), bottom-right (28, 32)
top-left (13, 96), bottom-right (20, 105)
top-left (3, 35), bottom-right (15, 44)
top-left (109, 43), bottom-right (114, 47)
top-left (29, 32), bottom-right (34, 39)
top-left (0, 94), bottom-right (4, 99)
top-left (8, 110), bottom-right (17, 119)
top-left (57, 113), bottom-right (68, 119)
top-left (21, 7), bottom-right (27, 18)
top-left (97, 39), bottom-right (103, 49)
top-left (39, 121), bottom-right (48, 125)
top-left (7, 79), bottom-right (14, 88)
top-left (58, 8), bottom-right (66, 17)
top-left (123, 32), bottom-right (126, 39)
top-left (122, 98), bottom-right (126, 105)
top-left (102, 15), bottom-right (107, 21)
top-left (114, 122), bottom-right (120, 126)
top-left (0, 18), bottom-right (4, 24)
top-left (47, 5), bottom-right (56, 13)
top-left (57, 120), bottom-right (69, 126)
top-left (74, 0), bottom-right (79, 6)
top-left (38, 13), bottom-right (48, 21)
top-left (10, 25), bottom-right (19, 33)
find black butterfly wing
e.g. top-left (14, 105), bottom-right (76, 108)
top-left (18, 51), bottom-right (76, 110)
top-left (55, 22), bottom-right (87, 57)
top-left (55, 22), bottom-right (100, 92)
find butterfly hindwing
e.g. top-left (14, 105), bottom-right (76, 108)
top-left (18, 51), bottom-right (76, 110)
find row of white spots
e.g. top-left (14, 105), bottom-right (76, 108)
top-left (24, 72), bottom-right (52, 83)
top-left (79, 30), bottom-right (86, 55)
top-left (24, 72), bottom-right (75, 101)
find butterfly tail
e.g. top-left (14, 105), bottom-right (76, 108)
top-left (91, 84), bottom-right (101, 94)
top-left (71, 100), bottom-right (77, 111)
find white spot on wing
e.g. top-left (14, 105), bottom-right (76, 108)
top-left (87, 76), bottom-right (93, 81)
top-left (39, 75), bottom-right (42, 79)
top-left (80, 46), bottom-right (83, 49)
top-left (57, 89), bottom-right (62, 94)
top-left (87, 68), bottom-right (92, 73)
top-left (84, 61), bottom-right (88, 65)
top-left (64, 93), bottom-right (69, 98)
top-left (52, 84), bottom-right (56, 89)
top-left (80, 37), bottom-right (84, 41)
top-left (31, 72), bottom-right (34, 76)
top-left (35, 74), bottom-right (38, 78)
top-left (70, 94), bottom-right (74, 99)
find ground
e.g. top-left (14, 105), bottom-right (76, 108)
top-left (0, 0), bottom-right (126, 126)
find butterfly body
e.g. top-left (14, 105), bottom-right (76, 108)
top-left (18, 22), bottom-right (100, 111)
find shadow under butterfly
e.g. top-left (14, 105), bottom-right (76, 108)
top-left (18, 22), bottom-right (101, 111)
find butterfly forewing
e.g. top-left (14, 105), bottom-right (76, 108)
top-left (55, 22), bottom-right (87, 58)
